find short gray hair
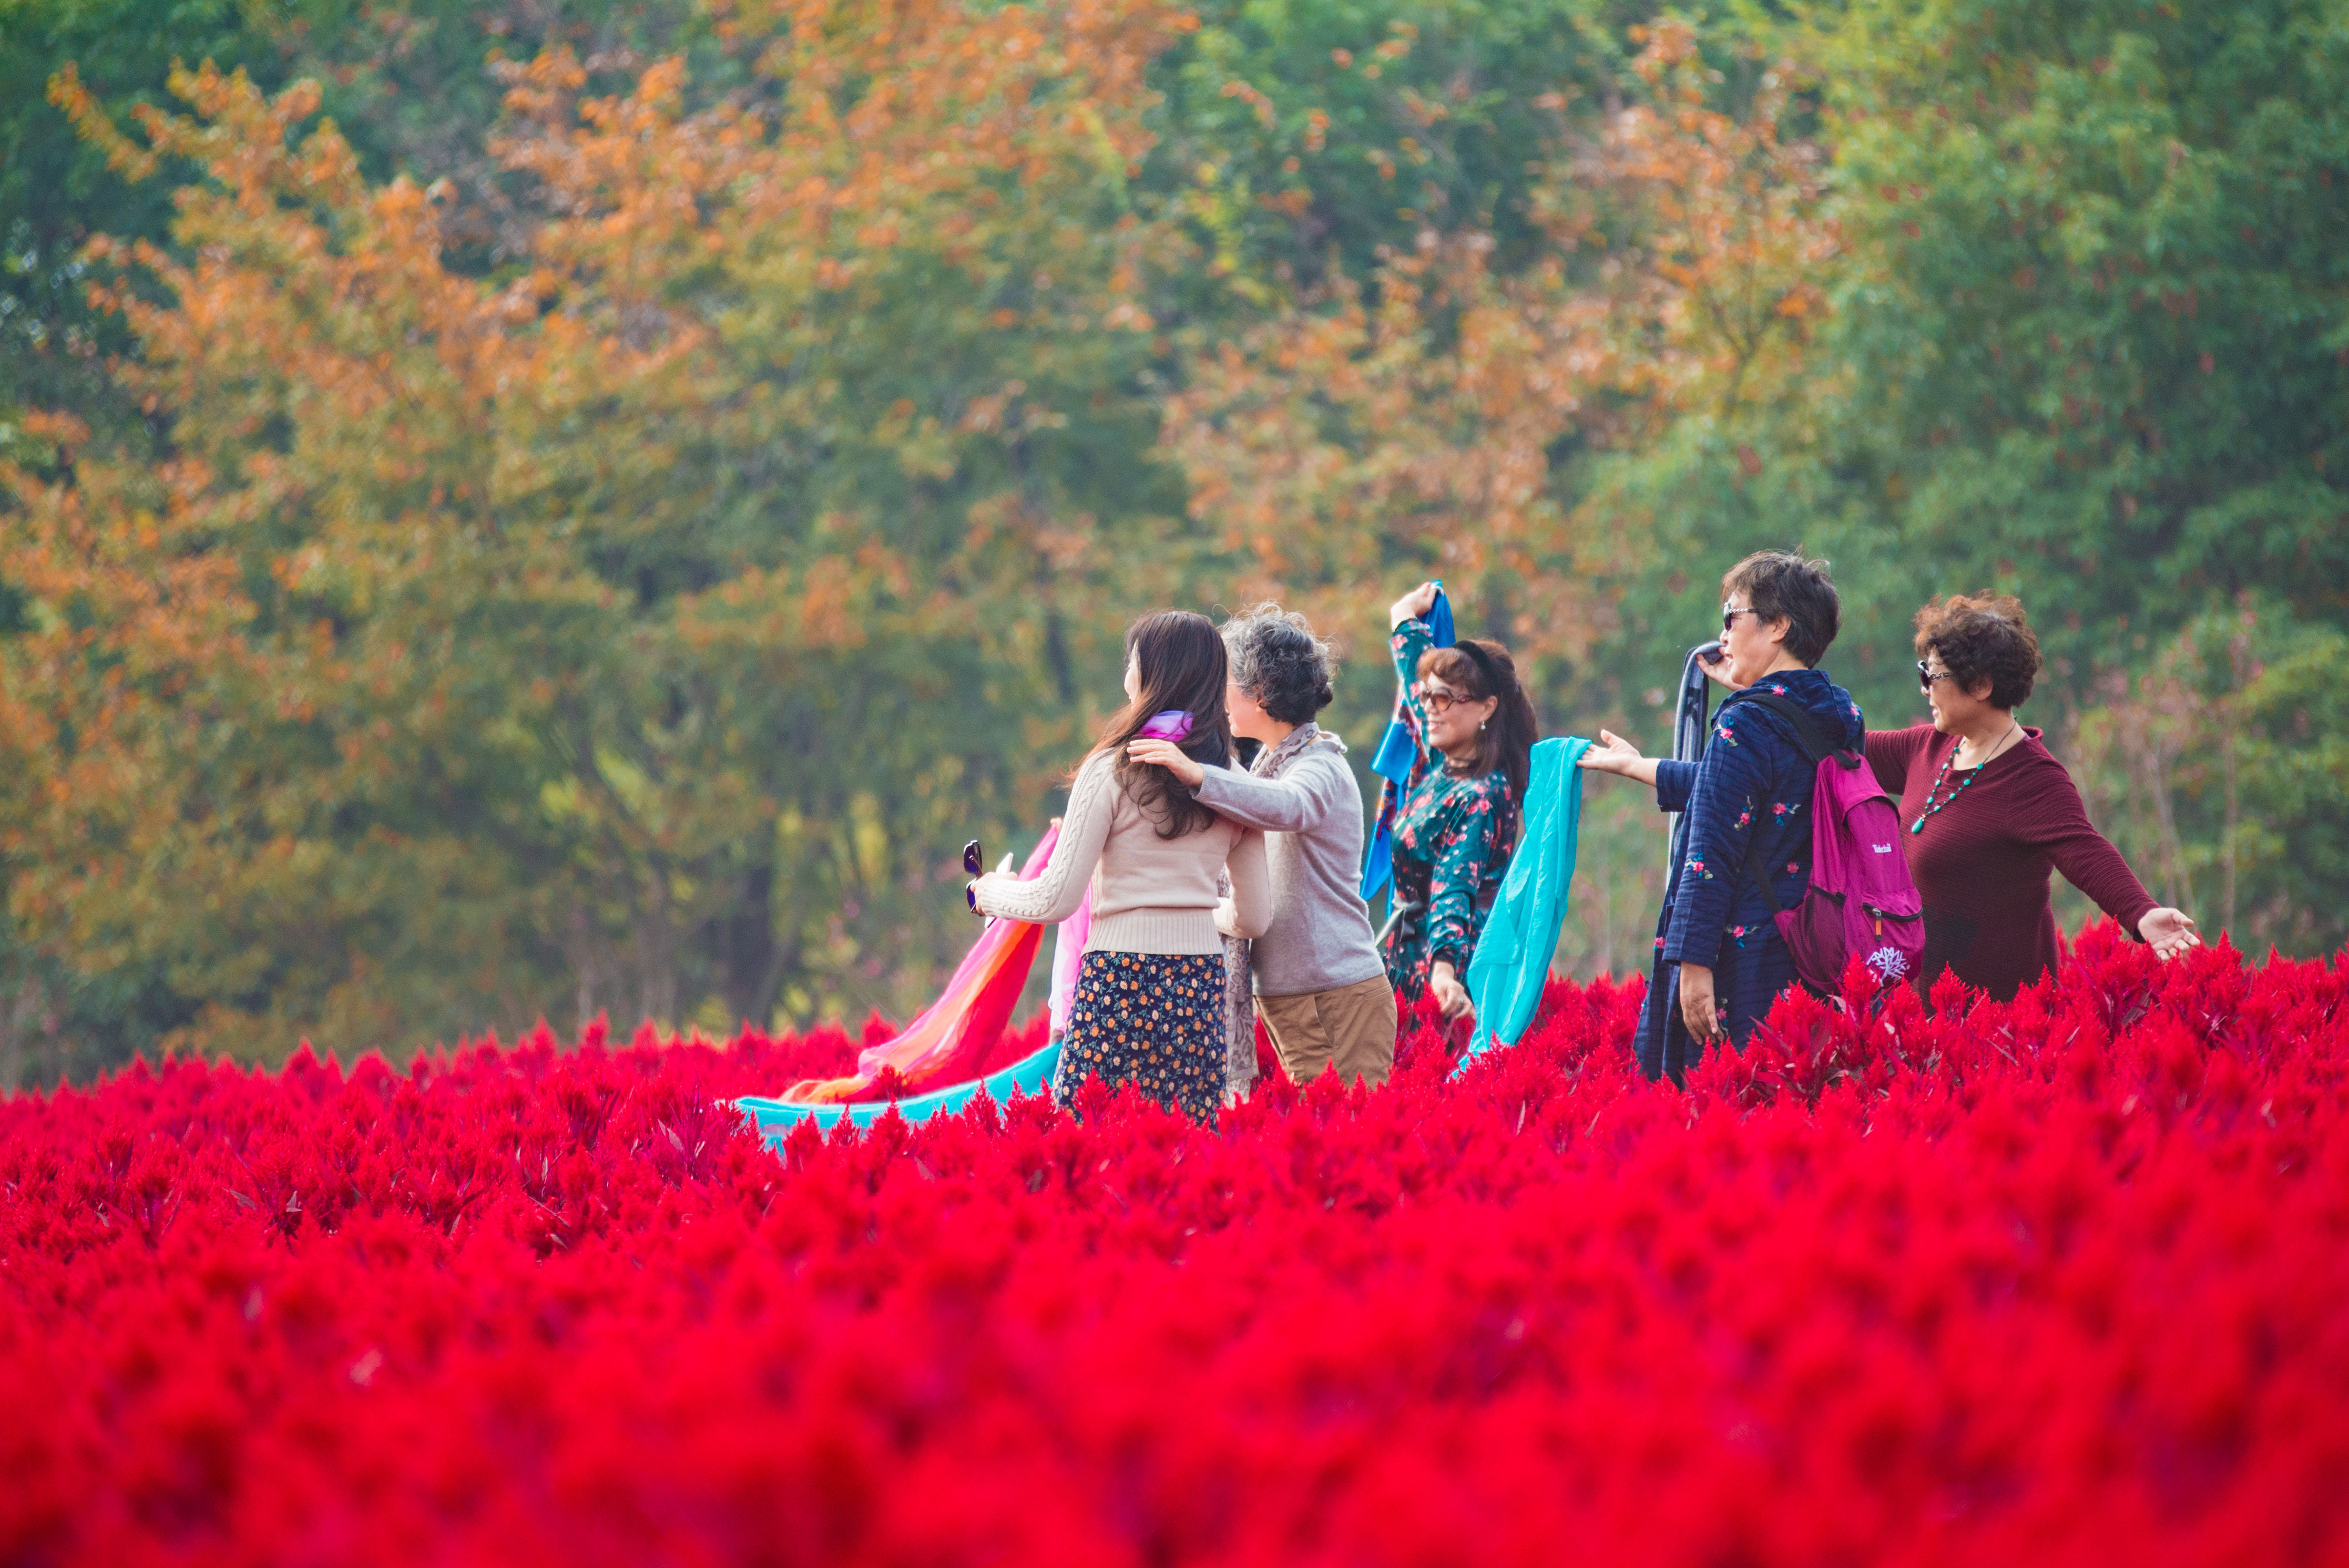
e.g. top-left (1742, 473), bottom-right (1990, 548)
top-left (1221, 602), bottom-right (1336, 725)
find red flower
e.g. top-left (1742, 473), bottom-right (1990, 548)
top-left (0, 926), bottom-right (2340, 1564)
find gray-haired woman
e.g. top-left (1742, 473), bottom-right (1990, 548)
top-left (1129, 604), bottom-right (1396, 1088)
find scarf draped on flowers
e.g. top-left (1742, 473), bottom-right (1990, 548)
top-left (1222, 722), bottom-right (1327, 1102)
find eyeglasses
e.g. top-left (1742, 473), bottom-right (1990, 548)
top-left (1721, 604), bottom-right (1760, 634)
top-left (1416, 682), bottom-right (1473, 715)
top-left (1917, 662), bottom-right (1957, 690)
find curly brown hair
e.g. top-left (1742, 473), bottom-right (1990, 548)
top-left (1222, 603), bottom-right (1336, 725)
top-left (1913, 592), bottom-right (2042, 710)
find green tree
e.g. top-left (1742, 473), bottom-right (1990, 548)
top-left (1143, 0), bottom-right (1661, 297)
top-left (1, 0), bottom-right (276, 462)
top-left (1784, 0), bottom-right (2349, 951)
top-left (1795, 0), bottom-right (2349, 707)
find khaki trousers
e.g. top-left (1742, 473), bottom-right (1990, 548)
top-left (1257, 975), bottom-right (1399, 1089)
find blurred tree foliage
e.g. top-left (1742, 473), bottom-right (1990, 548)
top-left (1792, 0), bottom-right (2349, 961)
top-left (4, 0), bottom-right (1194, 1080)
top-left (0, 0), bottom-right (2341, 1084)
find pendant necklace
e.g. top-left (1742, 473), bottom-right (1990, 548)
top-left (1911, 723), bottom-right (2021, 835)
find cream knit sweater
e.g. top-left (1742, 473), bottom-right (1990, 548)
top-left (971, 752), bottom-right (1270, 955)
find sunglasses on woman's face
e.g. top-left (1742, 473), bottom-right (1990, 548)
top-left (1417, 682), bottom-right (1471, 715)
top-left (1721, 604), bottom-right (1761, 635)
top-left (1917, 662), bottom-right (1957, 690)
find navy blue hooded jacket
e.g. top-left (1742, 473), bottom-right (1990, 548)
top-left (1636, 667), bottom-right (1864, 1081)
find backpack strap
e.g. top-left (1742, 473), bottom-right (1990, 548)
top-left (1720, 690), bottom-right (1840, 767)
top-left (1715, 690), bottom-right (1851, 919)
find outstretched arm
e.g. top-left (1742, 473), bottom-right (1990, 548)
top-left (1126, 745), bottom-right (1347, 837)
top-left (1575, 729), bottom-right (1703, 809)
top-left (1578, 729), bottom-right (1662, 787)
top-left (1653, 761), bottom-right (1699, 813)
top-left (1863, 726), bottom-right (1931, 796)
top-left (2019, 760), bottom-right (2201, 960)
top-left (1189, 754), bottom-right (1343, 835)
top-left (971, 756), bottom-right (1113, 926)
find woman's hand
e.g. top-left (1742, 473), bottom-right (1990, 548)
top-left (1429, 961), bottom-right (1475, 1022)
top-left (1698, 644), bottom-right (1739, 689)
top-left (2139, 906), bottom-right (2201, 960)
top-left (1390, 580), bottom-right (1441, 629)
top-left (1678, 962), bottom-right (1727, 1043)
top-left (1577, 729), bottom-right (1650, 778)
top-left (1126, 736), bottom-right (1207, 790)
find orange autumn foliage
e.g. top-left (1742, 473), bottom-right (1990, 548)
top-left (7, 0), bottom-right (1198, 1060)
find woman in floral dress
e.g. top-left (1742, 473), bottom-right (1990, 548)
top-left (1379, 581), bottom-right (1538, 1020)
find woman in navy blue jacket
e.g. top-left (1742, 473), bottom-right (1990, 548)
top-left (1580, 551), bottom-right (1864, 1082)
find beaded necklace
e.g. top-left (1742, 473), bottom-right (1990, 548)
top-left (1909, 724), bottom-right (2021, 835)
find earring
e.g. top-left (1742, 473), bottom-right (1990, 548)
top-left (1479, 719), bottom-right (1488, 732)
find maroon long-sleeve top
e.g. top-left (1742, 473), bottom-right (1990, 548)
top-left (1864, 725), bottom-right (2157, 1001)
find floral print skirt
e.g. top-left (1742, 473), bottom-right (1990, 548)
top-left (1055, 951), bottom-right (1227, 1126)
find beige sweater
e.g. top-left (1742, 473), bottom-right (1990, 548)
top-left (972, 752), bottom-right (1270, 955)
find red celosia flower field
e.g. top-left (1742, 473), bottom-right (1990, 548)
top-left (5, 924), bottom-right (2348, 1566)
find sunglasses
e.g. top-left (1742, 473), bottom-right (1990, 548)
top-left (964, 839), bottom-right (983, 913)
top-left (1917, 661), bottom-right (1957, 690)
top-left (1416, 681), bottom-right (1485, 716)
top-left (1722, 604), bottom-right (1760, 634)
top-left (1409, 681), bottom-right (1466, 718)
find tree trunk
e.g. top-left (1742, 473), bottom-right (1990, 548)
top-left (634, 860), bottom-right (679, 1028)
top-left (717, 862), bottom-right (793, 1031)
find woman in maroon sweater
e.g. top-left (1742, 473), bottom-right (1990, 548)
top-left (1868, 594), bottom-right (2199, 1000)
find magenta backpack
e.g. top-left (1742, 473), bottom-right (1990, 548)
top-left (1729, 693), bottom-right (1926, 993)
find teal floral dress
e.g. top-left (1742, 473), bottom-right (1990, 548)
top-left (1380, 618), bottom-right (1520, 1002)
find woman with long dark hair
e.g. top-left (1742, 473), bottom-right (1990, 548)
top-left (1381, 581), bottom-right (1538, 1020)
top-left (968, 610), bottom-right (1270, 1123)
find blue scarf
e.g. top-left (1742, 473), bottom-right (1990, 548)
top-left (1457, 735), bottom-right (1590, 1069)
top-left (1360, 586), bottom-right (1456, 902)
